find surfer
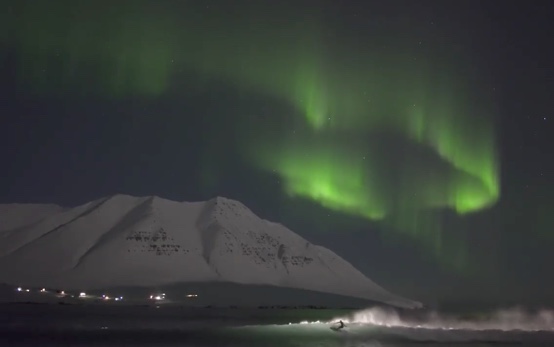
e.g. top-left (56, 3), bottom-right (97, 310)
top-left (331, 320), bottom-right (345, 331)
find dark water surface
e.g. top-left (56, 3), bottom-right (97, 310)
top-left (2, 303), bottom-right (553, 346)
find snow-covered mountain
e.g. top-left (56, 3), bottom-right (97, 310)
top-left (0, 194), bottom-right (421, 308)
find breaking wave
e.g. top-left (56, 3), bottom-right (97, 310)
top-left (333, 306), bottom-right (554, 332)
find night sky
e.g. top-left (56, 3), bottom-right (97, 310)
top-left (1, 0), bottom-right (553, 306)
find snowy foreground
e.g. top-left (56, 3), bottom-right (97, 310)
top-left (0, 194), bottom-right (420, 309)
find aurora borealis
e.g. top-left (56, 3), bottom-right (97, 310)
top-left (5, 1), bottom-right (499, 255)
top-left (2, 0), bottom-right (553, 304)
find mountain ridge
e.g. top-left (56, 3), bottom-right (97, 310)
top-left (0, 194), bottom-right (421, 309)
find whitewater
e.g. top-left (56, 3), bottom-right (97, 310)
top-left (229, 306), bottom-right (554, 346)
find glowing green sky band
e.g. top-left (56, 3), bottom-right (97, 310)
top-left (6, 2), bottom-right (500, 266)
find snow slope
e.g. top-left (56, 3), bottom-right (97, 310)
top-left (0, 195), bottom-right (421, 308)
top-left (0, 203), bottom-right (65, 233)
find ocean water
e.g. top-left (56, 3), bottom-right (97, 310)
top-left (2, 304), bottom-right (553, 346)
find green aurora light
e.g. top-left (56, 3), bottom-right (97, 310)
top-left (4, 1), bottom-right (500, 267)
